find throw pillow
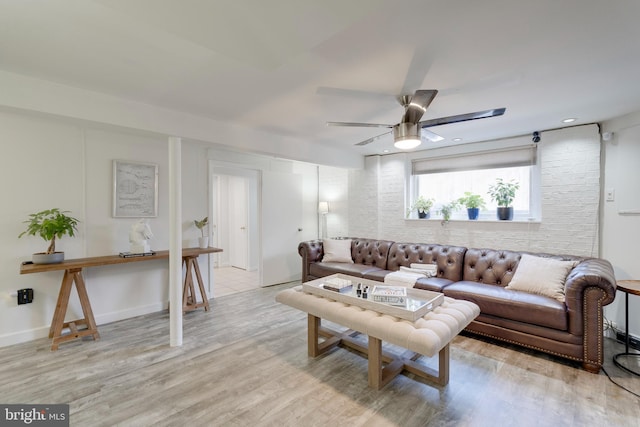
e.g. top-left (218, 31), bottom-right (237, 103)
top-left (505, 254), bottom-right (578, 302)
top-left (321, 239), bottom-right (354, 263)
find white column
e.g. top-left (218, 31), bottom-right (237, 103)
top-left (169, 137), bottom-right (182, 346)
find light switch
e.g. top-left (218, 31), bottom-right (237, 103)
top-left (606, 188), bottom-right (615, 201)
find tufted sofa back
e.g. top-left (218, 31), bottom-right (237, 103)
top-left (387, 242), bottom-right (467, 281)
top-left (462, 248), bottom-right (584, 287)
top-left (351, 238), bottom-right (394, 269)
top-left (462, 248), bottom-right (522, 287)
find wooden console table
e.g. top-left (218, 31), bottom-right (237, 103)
top-left (19, 247), bottom-right (222, 350)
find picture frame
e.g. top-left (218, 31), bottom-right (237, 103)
top-left (112, 160), bottom-right (158, 217)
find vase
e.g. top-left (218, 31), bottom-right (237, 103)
top-left (496, 207), bottom-right (513, 221)
top-left (198, 236), bottom-right (209, 249)
top-left (418, 211), bottom-right (430, 219)
top-left (467, 208), bottom-right (480, 220)
top-left (32, 252), bottom-right (65, 264)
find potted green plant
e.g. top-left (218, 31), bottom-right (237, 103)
top-left (19, 208), bottom-right (79, 264)
top-left (457, 192), bottom-right (486, 220)
top-left (408, 196), bottom-right (435, 219)
top-left (438, 200), bottom-right (460, 225)
top-left (488, 178), bottom-right (520, 220)
top-left (194, 216), bottom-right (209, 248)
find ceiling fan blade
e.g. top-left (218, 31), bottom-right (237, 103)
top-left (419, 108), bottom-right (506, 128)
top-left (402, 89), bottom-right (438, 124)
top-left (327, 121), bottom-right (393, 128)
top-left (421, 128), bottom-right (444, 142)
top-left (354, 131), bottom-right (392, 146)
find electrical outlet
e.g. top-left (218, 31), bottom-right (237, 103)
top-left (17, 288), bottom-right (33, 305)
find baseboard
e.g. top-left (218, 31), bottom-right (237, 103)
top-left (614, 330), bottom-right (640, 351)
top-left (0, 302), bottom-right (166, 348)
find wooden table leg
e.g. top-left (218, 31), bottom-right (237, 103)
top-left (182, 255), bottom-right (210, 313)
top-left (50, 268), bottom-right (100, 351)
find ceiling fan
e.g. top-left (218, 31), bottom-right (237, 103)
top-left (326, 89), bottom-right (506, 149)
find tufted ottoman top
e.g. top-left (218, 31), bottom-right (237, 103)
top-left (276, 286), bottom-right (479, 357)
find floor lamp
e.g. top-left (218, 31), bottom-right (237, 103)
top-left (318, 201), bottom-right (329, 238)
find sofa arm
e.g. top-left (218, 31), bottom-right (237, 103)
top-left (565, 258), bottom-right (616, 346)
top-left (565, 258), bottom-right (617, 307)
top-left (298, 240), bottom-right (324, 282)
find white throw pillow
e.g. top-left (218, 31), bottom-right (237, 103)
top-left (321, 239), bottom-right (354, 263)
top-left (506, 254), bottom-right (578, 302)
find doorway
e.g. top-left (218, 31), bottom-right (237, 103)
top-left (211, 168), bottom-right (260, 297)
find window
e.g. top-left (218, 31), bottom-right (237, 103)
top-left (408, 142), bottom-right (539, 221)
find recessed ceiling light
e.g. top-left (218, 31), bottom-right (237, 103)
top-left (452, 138), bottom-right (462, 142)
top-left (382, 149), bottom-right (390, 153)
top-left (562, 118), bottom-right (577, 123)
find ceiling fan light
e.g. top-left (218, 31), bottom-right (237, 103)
top-left (393, 122), bottom-right (422, 149)
top-left (394, 138), bottom-right (421, 149)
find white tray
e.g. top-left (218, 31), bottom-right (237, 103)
top-left (302, 274), bottom-right (443, 322)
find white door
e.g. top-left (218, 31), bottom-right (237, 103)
top-left (262, 170), bottom-right (303, 286)
top-left (229, 176), bottom-right (248, 270)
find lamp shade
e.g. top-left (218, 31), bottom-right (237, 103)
top-left (318, 201), bottom-right (329, 214)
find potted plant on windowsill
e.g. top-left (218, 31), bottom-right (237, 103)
top-left (488, 178), bottom-right (520, 220)
top-left (407, 196), bottom-right (435, 219)
top-left (194, 216), bottom-right (209, 248)
top-left (457, 192), bottom-right (486, 220)
top-left (18, 208), bottom-right (79, 264)
top-left (438, 200), bottom-right (460, 225)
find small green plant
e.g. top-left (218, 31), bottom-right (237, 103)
top-left (438, 200), bottom-right (460, 223)
top-left (407, 196), bottom-right (434, 217)
top-left (194, 217), bottom-right (208, 237)
top-left (488, 178), bottom-right (520, 207)
top-left (457, 192), bottom-right (486, 209)
top-left (19, 208), bottom-right (79, 254)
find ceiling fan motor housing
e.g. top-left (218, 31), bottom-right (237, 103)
top-left (393, 122), bottom-right (420, 142)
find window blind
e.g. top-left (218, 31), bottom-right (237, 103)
top-left (412, 144), bottom-right (536, 175)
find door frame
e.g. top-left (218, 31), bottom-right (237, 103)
top-left (209, 162), bottom-right (261, 291)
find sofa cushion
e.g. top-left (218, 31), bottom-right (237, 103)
top-left (321, 238), bottom-right (353, 263)
top-left (505, 254), bottom-right (578, 302)
top-left (309, 261), bottom-right (384, 279)
top-left (413, 277), bottom-right (455, 292)
top-left (443, 281), bottom-right (568, 331)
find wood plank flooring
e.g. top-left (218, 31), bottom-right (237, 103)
top-left (0, 282), bottom-right (638, 427)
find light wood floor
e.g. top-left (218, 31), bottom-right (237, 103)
top-left (1, 282), bottom-right (638, 427)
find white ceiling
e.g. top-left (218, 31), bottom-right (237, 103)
top-left (2, 0), bottom-right (640, 158)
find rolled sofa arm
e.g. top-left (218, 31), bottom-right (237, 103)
top-left (565, 258), bottom-right (617, 306)
top-left (298, 240), bottom-right (324, 282)
top-left (565, 257), bottom-right (616, 342)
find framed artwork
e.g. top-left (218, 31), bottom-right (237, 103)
top-left (112, 160), bottom-right (158, 217)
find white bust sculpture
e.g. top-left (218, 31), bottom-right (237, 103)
top-left (129, 219), bottom-right (153, 253)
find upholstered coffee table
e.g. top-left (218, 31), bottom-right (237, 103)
top-left (276, 274), bottom-right (480, 389)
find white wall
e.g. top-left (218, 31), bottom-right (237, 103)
top-left (602, 112), bottom-right (640, 337)
top-left (318, 165), bottom-right (350, 238)
top-left (1, 109), bottom-right (320, 347)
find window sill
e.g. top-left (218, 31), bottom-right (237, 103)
top-left (405, 218), bottom-right (541, 224)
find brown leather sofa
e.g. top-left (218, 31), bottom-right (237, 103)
top-left (298, 238), bottom-right (617, 373)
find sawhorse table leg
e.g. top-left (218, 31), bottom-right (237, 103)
top-left (182, 255), bottom-right (210, 313)
top-left (49, 268), bottom-right (100, 351)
